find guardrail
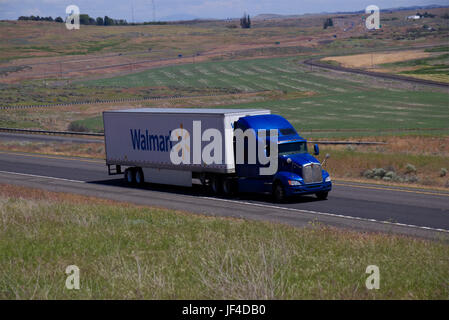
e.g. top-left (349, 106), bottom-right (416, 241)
top-left (308, 141), bottom-right (387, 145)
top-left (0, 91), bottom-right (256, 110)
top-left (0, 128), bottom-right (388, 145)
top-left (0, 127), bottom-right (104, 137)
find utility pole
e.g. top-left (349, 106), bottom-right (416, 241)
top-left (152, 0), bottom-right (156, 22)
top-left (131, 1), bottom-right (135, 23)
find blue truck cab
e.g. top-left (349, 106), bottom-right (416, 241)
top-left (234, 114), bottom-right (332, 201)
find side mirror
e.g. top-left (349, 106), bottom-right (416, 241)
top-left (314, 144), bottom-right (320, 156)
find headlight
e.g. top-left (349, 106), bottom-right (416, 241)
top-left (288, 180), bottom-right (302, 186)
top-left (325, 176), bottom-right (331, 182)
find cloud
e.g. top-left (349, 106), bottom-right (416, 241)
top-left (23, 8), bottom-right (42, 16)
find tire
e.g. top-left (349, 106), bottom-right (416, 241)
top-left (316, 191), bottom-right (328, 200)
top-left (222, 178), bottom-right (236, 197)
top-left (273, 182), bottom-right (286, 203)
top-left (210, 175), bottom-right (222, 195)
top-left (135, 168), bottom-right (145, 186)
top-left (124, 168), bottom-right (135, 185)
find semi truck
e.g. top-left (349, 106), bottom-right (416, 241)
top-left (103, 108), bottom-right (332, 202)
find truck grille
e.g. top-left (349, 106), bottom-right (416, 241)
top-left (302, 163), bottom-right (322, 184)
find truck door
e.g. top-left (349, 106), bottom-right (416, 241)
top-left (233, 122), bottom-right (261, 178)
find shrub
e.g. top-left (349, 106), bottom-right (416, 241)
top-left (440, 168), bottom-right (447, 177)
top-left (346, 145), bottom-right (356, 152)
top-left (363, 169), bottom-right (374, 179)
top-left (68, 122), bottom-right (88, 132)
top-left (373, 168), bottom-right (386, 178)
top-left (405, 163), bottom-right (417, 174)
top-left (404, 175), bottom-right (419, 183)
top-left (385, 171), bottom-right (397, 180)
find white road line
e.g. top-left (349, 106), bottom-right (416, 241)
top-left (200, 196), bottom-right (449, 234)
top-left (0, 169), bottom-right (447, 234)
top-left (0, 170), bottom-right (85, 183)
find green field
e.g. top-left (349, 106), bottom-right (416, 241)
top-left (0, 187), bottom-right (447, 299)
top-left (81, 57), bottom-right (449, 136)
top-left (83, 57), bottom-right (362, 93)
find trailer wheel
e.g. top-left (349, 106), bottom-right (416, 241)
top-left (124, 168), bottom-right (135, 185)
top-left (135, 168), bottom-right (144, 186)
top-left (222, 178), bottom-right (236, 197)
top-left (210, 175), bottom-right (222, 195)
top-left (273, 182), bottom-right (286, 203)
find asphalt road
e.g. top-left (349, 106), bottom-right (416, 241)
top-left (0, 150), bottom-right (448, 239)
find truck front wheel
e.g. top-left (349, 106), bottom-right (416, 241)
top-left (210, 175), bottom-right (222, 195)
top-left (222, 178), bottom-right (236, 197)
top-left (316, 191), bottom-right (328, 200)
top-left (273, 182), bottom-right (286, 203)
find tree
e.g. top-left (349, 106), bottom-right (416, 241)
top-left (55, 16), bottom-right (64, 23)
top-left (240, 13), bottom-right (251, 29)
top-left (79, 14), bottom-right (90, 25)
top-left (96, 17), bottom-right (104, 25)
top-left (323, 18), bottom-right (334, 29)
top-left (104, 16), bottom-right (114, 26)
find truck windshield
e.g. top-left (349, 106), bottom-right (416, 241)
top-left (278, 142), bottom-right (308, 156)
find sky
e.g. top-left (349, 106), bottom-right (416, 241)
top-left (0, 0), bottom-right (447, 21)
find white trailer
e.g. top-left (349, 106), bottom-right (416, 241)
top-left (103, 108), bottom-right (270, 187)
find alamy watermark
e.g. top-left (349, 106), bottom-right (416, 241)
top-left (365, 5), bottom-right (380, 30)
top-left (65, 5), bottom-right (80, 30)
top-left (65, 265), bottom-right (80, 290)
top-left (169, 122), bottom-right (279, 175)
top-left (365, 265), bottom-right (380, 290)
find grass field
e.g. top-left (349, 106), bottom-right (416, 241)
top-left (82, 56), bottom-right (361, 93)
top-left (80, 56), bottom-right (449, 135)
top-left (0, 184), bottom-right (447, 299)
top-left (3, 55), bottom-right (448, 137)
top-left (70, 88), bottom-right (449, 136)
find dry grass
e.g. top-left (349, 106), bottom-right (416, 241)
top-left (322, 50), bottom-right (431, 69)
top-left (0, 184), bottom-right (447, 299)
top-left (0, 141), bottom-right (104, 159)
top-left (307, 136), bottom-right (449, 187)
top-left (317, 136), bottom-right (449, 157)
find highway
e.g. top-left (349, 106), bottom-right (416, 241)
top-left (0, 150), bottom-right (448, 239)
